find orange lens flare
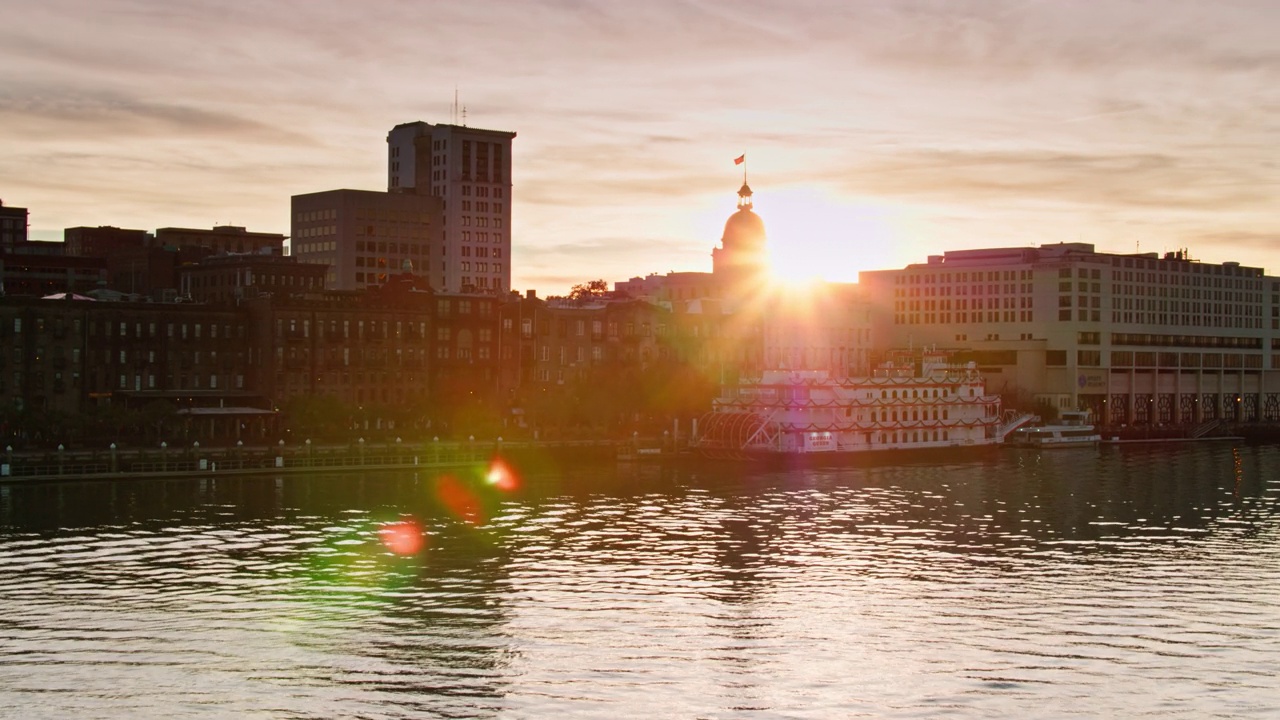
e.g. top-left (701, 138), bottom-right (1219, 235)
top-left (436, 475), bottom-right (485, 525)
top-left (486, 459), bottom-right (520, 493)
top-left (377, 519), bottom-right (425, 556)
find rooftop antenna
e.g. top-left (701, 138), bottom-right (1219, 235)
top-left (462, 105), bottom-right (467, 127)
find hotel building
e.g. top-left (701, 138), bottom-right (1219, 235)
top-left (860, 243), bottom-right (1280, 425)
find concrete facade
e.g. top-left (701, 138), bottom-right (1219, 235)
top-left (290, 189), bottom-right (441, 291)
top-left (860, 243), bottom-right (1280, 425)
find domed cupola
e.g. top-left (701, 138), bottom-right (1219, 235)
top-left (713, 182), bottom-right (767, 277)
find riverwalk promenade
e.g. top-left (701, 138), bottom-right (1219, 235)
top-left (0, 437), bottom-right (650, 484)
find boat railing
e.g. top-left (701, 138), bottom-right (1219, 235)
top-left (997, 412), bottom-right (1039, 440)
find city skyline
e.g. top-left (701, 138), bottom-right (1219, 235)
top-left (2, 0), bottom-right (1278, 295)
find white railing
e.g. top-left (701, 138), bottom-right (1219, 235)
top-left (997, 412), bottom-right (1039, 440)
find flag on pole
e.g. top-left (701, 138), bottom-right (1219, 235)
top-left (734, 154), bottom-right (745, 165)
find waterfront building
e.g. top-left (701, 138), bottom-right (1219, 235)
top-left (0, 201), bottom-right (27, 248)
top-left (859, 243), bottom-right (1280, 425)
top-left (497, 290), bottom-right (689, 432)
top-left (0, 250), bottom-right (105, 298)
top-left (106, 245), bottom-right (212, 300)
top-left (387, 121), bottom-right (515, 294)
top-left (0, 295), bottom-right (263, 437)
top-left (63, 226), bottom-right (148, 258)
top-left (181, 253), bottom-right (328, 304)
top-left (245, 284), bottom-right (431, 413)
top-left (290, 188), bottom-right (441, 291)
top-left (243, 275), bottom-right (498, 425)
top-left (153, 225), bottom-right (285, 256)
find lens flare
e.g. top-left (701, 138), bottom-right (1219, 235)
top-left (377, 519), bottom-right (425, 556)
top-left (486, 459), bottom-right (520, 493)
top-left (437, 475), bottom-right (485, 525)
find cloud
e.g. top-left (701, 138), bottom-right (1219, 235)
top-left (4, 0), bottom-right (1280, 289)
top-left (0, 87), bottom-right (314, 144)
top-left (1183, 231), bottom-right (1280, 254)
top-left (834, 148), bottom-right (1272, 212)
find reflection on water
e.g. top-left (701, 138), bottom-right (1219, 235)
top-left (2, 443), bottom-right (1279, 718)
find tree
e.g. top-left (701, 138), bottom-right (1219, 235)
top-left (568, 279), bottom-right (609, 302)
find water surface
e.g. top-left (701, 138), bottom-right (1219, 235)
top-left (2, 443), bottom-right (1278, 718)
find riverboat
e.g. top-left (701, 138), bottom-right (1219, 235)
top-left (1006, 411), bottom-right (1101, 449)
top-left (696, 353), bottom-right (1021, 462)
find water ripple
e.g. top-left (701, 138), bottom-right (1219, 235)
top-left (1, 444), bottom-right (1278, 717)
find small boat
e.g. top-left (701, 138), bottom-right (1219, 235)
top-left (1007, 411), bottom-right (1101, 449)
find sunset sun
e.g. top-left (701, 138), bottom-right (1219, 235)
top-left (759, 187), bottom-right (901, 286)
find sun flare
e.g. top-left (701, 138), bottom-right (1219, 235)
top-left (756, 188), bottom-right (902, 285)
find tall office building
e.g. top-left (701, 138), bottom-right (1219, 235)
top-left (387, 121), bottom-right (515, 294)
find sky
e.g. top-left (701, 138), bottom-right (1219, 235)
top-left (2, 0), bottom-right (1278, 295)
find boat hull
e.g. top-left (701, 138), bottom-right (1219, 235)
top-left (697, 441), bottom-right (1002, 467)
top-left (1006, 439), bottom-right (1099, 449)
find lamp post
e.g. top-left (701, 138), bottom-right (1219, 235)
top-left (57, 444), bottom-right (65, 475)
top-left (305, 438), bottom-right (311, 467)
top-left (357, 437), bottom-right (364, 465)
top-left (110, 442), bottom-right (118, 473)
top-left (160, 441), bottom-right (167, 472)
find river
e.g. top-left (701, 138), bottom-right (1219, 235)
top-left (1, 442), bottom-right (1278, 718)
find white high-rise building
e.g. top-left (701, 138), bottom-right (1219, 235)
top-left (387, 121), bottom-right (515, 294)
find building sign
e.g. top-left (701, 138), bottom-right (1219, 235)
top-left (1076, 370), bottom-right (1106, 392)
